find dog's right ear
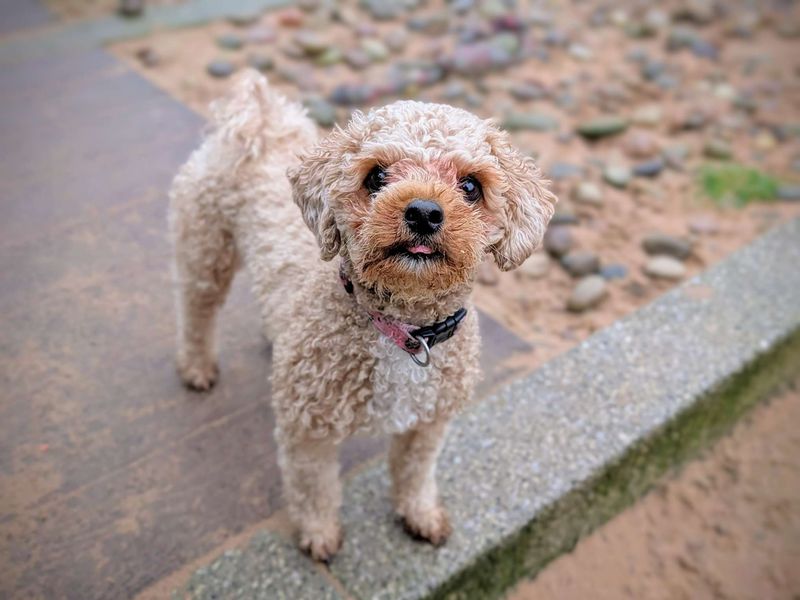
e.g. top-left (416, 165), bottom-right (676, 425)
top-left (289, 142), bottom-right (342, 261)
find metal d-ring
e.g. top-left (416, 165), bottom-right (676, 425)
top-left (409, 335), bottom-right (431, 367)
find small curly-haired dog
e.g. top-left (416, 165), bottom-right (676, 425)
top-left (169, 72), bottom-right (555, 561)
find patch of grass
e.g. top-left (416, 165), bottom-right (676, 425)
top-left (699, 164), bottom-right (779, 207)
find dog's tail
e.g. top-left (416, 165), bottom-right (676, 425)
top-left (208, 70), bottom-right (316, 169)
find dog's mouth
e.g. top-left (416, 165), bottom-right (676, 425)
top-left (385, 242), bottom-right (445, 262)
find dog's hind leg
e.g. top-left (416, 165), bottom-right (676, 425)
top-left (170, 199), bottom-right (239, 391)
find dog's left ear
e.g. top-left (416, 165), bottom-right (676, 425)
top-left (289, 140), bottom-right (342, 261)
top-left (485, 126), bottom-right (557, 271)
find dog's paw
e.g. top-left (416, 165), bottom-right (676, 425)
top-left (299, 523), bottom-right (342, 563)
top-left (400, 504), bottom-right (452, 546)
top-left (177, 357), bottom-right (219, 391)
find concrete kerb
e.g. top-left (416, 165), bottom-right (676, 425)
top-left (0, 0), bottom-right (290, 65)
top-left (173, 217), bottom-right (800, 599)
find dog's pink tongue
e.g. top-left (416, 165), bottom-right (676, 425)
top-left (407, 244), bottom-right (433, 255)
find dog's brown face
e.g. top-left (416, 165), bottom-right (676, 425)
top-left (290, 102), bottom-right (556, 300)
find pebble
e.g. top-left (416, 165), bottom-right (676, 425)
top-left (314, 47), bottom-right (342, 67)
top-left (276, 7), bottom-right (305, 26)
top-left (663, 144), bottom-right (689, 170)
top-left (576, 116), bottom-right (628, 139)
top-left (704, 138), bottom-right (733, 160)
top-left (571, 181), bottom-right (603, 206)
top-left (603, 165), bottom-right (632, 188)
top-left (561, 251), bottom-right (601, 277)
top-left (385, 29), bottom-right (409, 52)
top-left (217, 33), bottom-right (244, 50)
top-left (509, 81), bottom-right (547, 101)
top-left (519, 253), bottom-right (550, 279)
top-left (246, 26), bottom-right (277, 44)
top-left (543, 225), bottom-right (573, 257)
top-left (633, 158), bottom-right (665, 178)
top-left (600, 264), bottom-right (628, 280)
top-left (119, 0), bottom-right (143, 17)
top-left (623, 131), bottom-right (660, 159)
top-left (502, 112), bottom-right (559, 132)
top-left (644, 255), bottom-right (686, 280)
top-left (344, 48), bottom-right (371, 70)
top-left (361, 38), bottom-right (389, 61)
top-left (294, 30), bottom-right (328, 54)
top-left (632, 104), bottom-right (663, 128)
top-left (551, 200), bottom-right (579, 225)
top-left (442, 81), bottom-right (467, 100)
top-left (567, 275), bottom-right (608, 312)
top-left (642, 233), bottom-right (692, 259)
top-left (228, 11), bottom-right (260, 27)
top-left (777, 185), bottom-right (800, 202)
top-left (247, 53), bottom-right (274, 72)
top-left (135, 47), bottom-right (160, 67)
top-left (548, 162), bottom-right (585, 181)
top-left (206, 59), bottom-right (236, 78)
top-left (477, 260), bottom-right (500, 285)
top-left (361, 0), bottom-right (403, 20)
top-left (688, 215), bottom-right (720, 235)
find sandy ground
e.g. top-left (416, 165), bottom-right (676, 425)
top-left (509, 380), bottom-right (800, 600)
top-left (111, 0), bottom-right (800, 370)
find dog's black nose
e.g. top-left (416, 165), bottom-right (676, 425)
top-left (404, 199), bottom-right (444, 235)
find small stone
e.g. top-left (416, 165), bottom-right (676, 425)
top-left (314, 47), bottom-right (342, 67)
top-left (704, 138), bottom-right (733, 160)
top-left (519, 253), bottom-right (551, 279)
top-left (361, 38), bottom-right (389, 61)
top-left (385, 29), bottom-right (409, 52)
top-left (303, 97), bottom-right (337, 127)
top-left (247, 53), bottom-right (274, 72)
top-left (502, 112), bottom-right (559, 132)
top-left (551, 200), bottom-right (579, 225)
top-left (361, 0), bottom-right (403, 20)
top-left (442, 81), bottom-right (467, 100)
top-left (548, 162), bottom-right (585, 181)
top-left (135, 47), bottom-right (159, 67)
top-left (477, 260), bottom-right (500, 285)
top-left (633, 158), bottom-right (665, 178)
top-left (206, 59), bottom-right (236, 78)
top-left (777, 185), bottom-right (800, 202)
top-left (217, 33), bottom-right (244, 50)
top-left (246, 26), bottom-right (277, 44)
top-left (603, 165), bottom-right (632, 188)
top-left (632, 104), bottom-right (664, 128)
top-left (663, 144), bottom-right (690, 170)
top-left (568, 43), bottom-right (593, 61)
top-left (294, 30), bottom-right (328, 54)
top-left (567, 275), bottom-right (608, 312)
top-left (407, 13), bottom-right (448, 34)
top-left (561, 251), bottom-right (601, 277)
top-left (688, 215), bottom-right (720, 235)
top-left (623, 131), bottom-right (660, 159)
top-left (644, 255), bottom-right (686, 280)
top-left (571, 181), bottom-right (603, 206)
top-left (576, 116), bottom-right (628, 139)
top-left (543, 225), bottom-right (573, 258)
top-left (344, 48), bottom-right (371, 70)
top-left (509, 81), bottom-right (547, 101)
top-left (228, 11), bottom-right (260, 27)
top-left (642, 233), bottom-right (692, 259)
top-left (119, 0), bottom-right (143, 17)
top-left (600, 264), bottom-right (628, 280)
top-left (276, 7), bottom-right (305, 26)
top-left (329, 83), bottom-right (376, 105)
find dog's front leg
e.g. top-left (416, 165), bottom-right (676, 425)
top-left (277, 434), bottom-right (342, 562)
top-left (389, 417), bottom-right (452, 546)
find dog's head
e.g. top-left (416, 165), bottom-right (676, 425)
top-left (289, 101), bottom-right (556, 300)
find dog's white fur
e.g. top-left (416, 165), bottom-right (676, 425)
top-left (168, 71), bottom-right (555, 560)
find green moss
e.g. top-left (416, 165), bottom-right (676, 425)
top-left (699, 164), bottom-right (779, 207)
top-left (428, 327), bottom-right (800, 600)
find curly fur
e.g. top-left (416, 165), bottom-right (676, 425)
top-left (168, 71), bottom-right (555, 561)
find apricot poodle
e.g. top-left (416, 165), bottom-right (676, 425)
top-left (168, 71), bottom-right (555, 561)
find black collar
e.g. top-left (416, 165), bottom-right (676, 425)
top-left (338, 264), bottom-right (468, 352)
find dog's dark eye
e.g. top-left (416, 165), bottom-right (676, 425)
top-left (364, 165), bottom-right (388, 195)
top-left (458, 175), bottom-right (483, 204)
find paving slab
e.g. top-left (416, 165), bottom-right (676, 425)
top-left (0, 48), bottom-right (532, 600)
top-left (0, 0), bottom-right (52, 36)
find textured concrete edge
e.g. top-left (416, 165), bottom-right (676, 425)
top-left (0, 0), bottom-right (289, 65)
top-left (427, 327), bottom-right (800, 600)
